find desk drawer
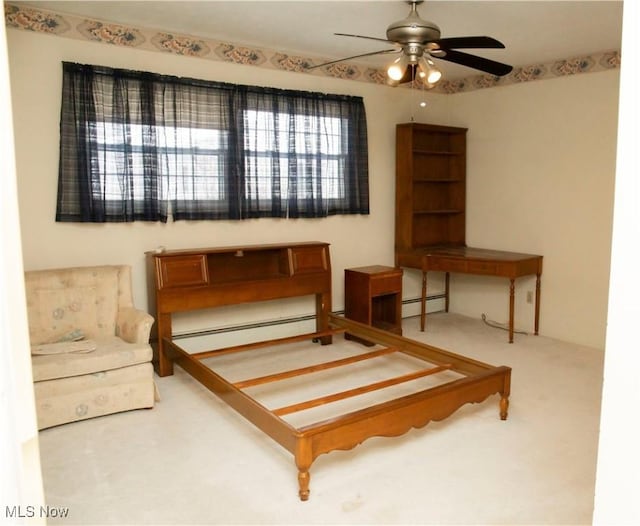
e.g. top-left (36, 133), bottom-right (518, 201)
top-left (370, 273), bottom-right (402, 296)
top-left (428, 258), bottom-right (468, 273)
top-left (467, 261), bottom-right (498, 275)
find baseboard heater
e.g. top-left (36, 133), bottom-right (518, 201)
top-left (171, 293), bottom-right (446, 341)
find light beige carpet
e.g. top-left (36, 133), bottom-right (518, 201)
top-left (37, 313), bottom-right (604, 525)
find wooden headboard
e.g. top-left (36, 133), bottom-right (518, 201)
top-left (147, 242), bottom-right (332, 376)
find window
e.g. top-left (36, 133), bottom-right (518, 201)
top-left (94, 122), bottom-right (227, 201)
top-left (242, 109), bottom-right (352, 217)
top-left (56, 62), bottom-right (369, 222)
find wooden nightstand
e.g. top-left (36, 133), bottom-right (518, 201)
top-left (344, 265), bottom-right (403, 344)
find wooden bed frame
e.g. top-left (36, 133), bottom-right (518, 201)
top-left (149, 242), bottom-right (511, 501)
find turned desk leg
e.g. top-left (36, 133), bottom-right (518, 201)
top-left (420, 272), bottom-right (427, 332)
top-left (534, 273), bottom-right (541, 335)
top-left (508, 279), bottom-right (515, 344)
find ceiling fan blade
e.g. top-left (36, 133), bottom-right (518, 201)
top-left (334, 32), bottom-right (394, 44)
top-left (307, 48), bottom-right (399, 70)
top-left (434, 36), bottom-right (506, 49)
top-left (434, 49), bottom-right (513, 76)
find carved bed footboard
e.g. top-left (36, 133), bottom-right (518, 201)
top-left (164, 315), bottom-right (510, 500)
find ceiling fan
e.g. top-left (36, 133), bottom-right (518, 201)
top-left (307, 0), bottom-right (513, 87)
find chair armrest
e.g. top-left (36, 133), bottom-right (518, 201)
top-left (116, 307), bottom-right (154, 344)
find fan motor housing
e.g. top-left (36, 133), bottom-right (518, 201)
top-left (386, 15), bottom-right (441, 44)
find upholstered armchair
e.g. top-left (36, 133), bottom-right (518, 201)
top-left (24, 265), bottom-right (156, 429)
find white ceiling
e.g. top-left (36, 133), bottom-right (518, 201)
top-left (21, 1), bottom-right (624, 80)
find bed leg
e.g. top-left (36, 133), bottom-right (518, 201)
top-left (297, 469), bottom-right (311, 501)
top-left (295, 439), bottom-right (312, 501)
top-left (500, 395), bottom-right (509, 420)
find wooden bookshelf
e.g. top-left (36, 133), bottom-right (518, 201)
top-left (395, 122), bottom-right (467, 250)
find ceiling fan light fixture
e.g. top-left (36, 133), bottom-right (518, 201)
top-left (387, 55), bottom-right (409, 81)
top-left (418, 56), bottom-right (442, 86)
top-left (427, 68), bottom-right (442, 85)
top-left (310, 1), bottom-right (512, 85)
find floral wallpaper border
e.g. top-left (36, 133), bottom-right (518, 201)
top-left (5, 2), bottom-right (621, 94)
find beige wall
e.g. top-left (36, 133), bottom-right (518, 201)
top-left (446, 72), bottom-right (619, 348)
top-left (7, 27), bottom-right (619, 348)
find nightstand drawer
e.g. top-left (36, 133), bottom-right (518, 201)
top-left (370, 273), bottom-right (403, 296)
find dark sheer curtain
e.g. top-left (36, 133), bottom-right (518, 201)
top-left (57, 62), bottom-right (369, 222)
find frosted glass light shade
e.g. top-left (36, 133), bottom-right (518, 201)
top-left (387, 56), bottom-right (409, 81)
top-left (418, 56), bottom-right (442, 86)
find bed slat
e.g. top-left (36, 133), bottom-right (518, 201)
top-left (190, 328), bottom-right (344, 360)
top-left (272, 363), bottom-right (452, 416)
top-left (234, 347), bottom-right (399, 389)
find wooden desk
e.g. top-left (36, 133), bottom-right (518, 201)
top-left (396, 246), bottom-right (543, 343)
top-left (148, 242), bottom-right (332, 376)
